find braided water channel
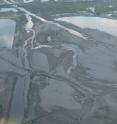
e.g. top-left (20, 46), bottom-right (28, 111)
top-left (2, 1), bottom-right (117, 124)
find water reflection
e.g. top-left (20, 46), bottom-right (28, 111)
top-left (0, 19), bottom-right (16, 48)
top-left (56, 16), bottom-right (117, 37)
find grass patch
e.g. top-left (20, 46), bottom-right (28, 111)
top-left (0, 11), bottom-right (27, 24)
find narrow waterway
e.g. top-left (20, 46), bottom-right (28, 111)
top-left (8, 77), bottom-right (25, 124)
top-left (1, 1), bottom-right (117, 124)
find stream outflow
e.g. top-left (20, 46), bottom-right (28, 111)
top-left (3, 1), bottom-right (86, 124)
top-left (3, 1), bottom-right (36, 124)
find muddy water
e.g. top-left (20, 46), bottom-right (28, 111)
top-left (56, 16), bottom-right (117, 37)
top-left (0, 19), bottom-right (16, 48)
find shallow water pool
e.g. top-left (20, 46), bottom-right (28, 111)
top-left (0, 19), bottom-right (16, 48)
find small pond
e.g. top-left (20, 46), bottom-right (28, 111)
top-left (0, 19), bottom-right (16, 48)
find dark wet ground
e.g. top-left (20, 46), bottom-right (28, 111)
top-left (0, 1), bottom-right (117, 124)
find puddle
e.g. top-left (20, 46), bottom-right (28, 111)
top-left (24, 0), bottom-right (34, 3)
top-left (0, 19), bottom-right (16, 48)
top-left (0, 8), bottom-right (18, 12)
top-left (56, 16), bottom-right (117, 37)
